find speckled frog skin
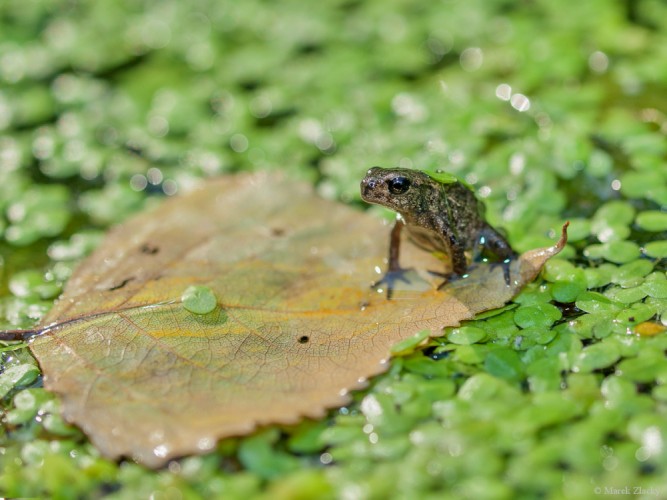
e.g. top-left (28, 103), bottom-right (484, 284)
top-left (360, 166), bottom-right (516, 298)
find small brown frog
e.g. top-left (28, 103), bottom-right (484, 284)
top-left (360, 166), bottom-right (517, 298)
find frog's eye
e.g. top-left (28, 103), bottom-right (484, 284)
top-left (388, 176), bottom-right (411, 195)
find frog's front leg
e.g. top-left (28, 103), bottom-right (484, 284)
top-left (372, 217), bottom-right (413, 299)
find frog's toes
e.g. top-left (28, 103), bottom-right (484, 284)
top-left (489, 258), bottom-right (513, 285)
top-left (436, 272), bottom-right (465, 290)
top-left (427, 269), bottom-right (449, 279)
top-left (372, 268), bottom-right (413, 300)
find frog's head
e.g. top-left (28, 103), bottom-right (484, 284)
top-left (360, 166), bottom-right (436, 215)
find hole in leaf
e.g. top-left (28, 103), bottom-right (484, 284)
top-left (298, 335), bottom-right (310, 344)
top-left (140, 244), bottom-right (159, 255)
top-left (108, 277), bottom-right (134, 291)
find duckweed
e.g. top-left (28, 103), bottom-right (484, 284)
top-left (0, 363), bottom-right (39, 399)
top-left (4, 185), bottom-right (71, 246)
top-left (612, 260), bottom-right (654, 286)
top-left (564, 219), bottom-right (591, 242)
top-left (643, 279), bottom-right (667, 299)
top-left (8, 270), bottom-right (61, 300)
top-left (573, 341), bottom-right (621, 373)
top-left (446, 326), bottom-right (486, 345)
top-left (484, 348), bottom-right (524, 382)
top-left (513, 303), bottom-right (562, 329)
top-left (5, 388), bottom-right (51, 425)
top-left (585, 240), bottom-right (642, 264)
top-left (2, 0), bottom-right (667, 498)
top-left (643, 240), bottom-right (667, 259)
top-left (635, 211), bottom-right (667, 232)
top-left (181, 285), bottom-right (218, 315)
top-left (390, 329), bottom-right (431, 355)
top-left (550, 281), bottom-right (585, 303)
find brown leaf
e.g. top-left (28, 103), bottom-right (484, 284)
top-left (26, 172), bottom-right (567, 467)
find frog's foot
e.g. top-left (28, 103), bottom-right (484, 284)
top-left (430, 269), bottom-right (468, 290)
top-left (435, 272), bottom-right (465, 290)
top-left (489, 257), bottom-right (513, 286)
top-left (372, 268), bottom-right (413, 300)
top-left (428, 269), bottom-right (469, 279)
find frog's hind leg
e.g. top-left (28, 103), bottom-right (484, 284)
top-left (476, 224), bottom-right (517, 285)
top-left (433, 235), bottom-right (468, 290)
top-left (478, 224), bottom-right (516, 259)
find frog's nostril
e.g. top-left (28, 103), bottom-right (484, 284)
top-left (361, 178), bottom-right (379, 199)
top-left (361, 180), bottom-right (376, 197)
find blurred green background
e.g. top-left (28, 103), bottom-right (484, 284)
top-left (1, 0), bottom-right (667, 498)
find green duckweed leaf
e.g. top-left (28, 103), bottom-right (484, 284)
top-left (585, 241), bottom-right (642, 264)
top-left (652, 385), bottom-right (667, 402)
top-left (605, 285), bottom-right (649, 304)
top-left (543, 260), bottom-right (587, 302)
top-left (617, 352), bottom-right (667, 383)
top-left (519, 326), bottom-right (557, 346)
top-left (4, 185), bottom-right (72, 246)
top-left (583, 264), bottom-right (616, 289)
top-left (601, 375), bottom-right (636, 403)
top-left (542, 259), bottom-right (576, 281)
top-left (572, 341), bottom-right (621, 373)
top-left (484, 348), bottom-right (524, 382)
top-left (457, 373), bottom-right (521, 402)
top-left (643, 279), bottom-right (667, 299)
top-left (643, 240), bottom-right (667, 258)
top-left (636, 211), bottom-right (667, 232)
top-left (424, 170), bottom-right (459, 185)
top-left (181, 286), bottom-right (218, 315)
top-left (564, 219), bottom-right (591, 242)
top-left (615, 302), bottom-right (658, 325)
top-left (550, 280), bottom-right (586, 303)
top-left (590, 201), bottom-right (634, 243)
top-left (611, 259), bottom-right (654, 287)
top-left (0, 364), bottom-right (40, 399)
top-left (5, 389), bottom-right (52, 425)
top-left (575, 292), bottom-right (623, 314)
top-left (513, 303), bottom-right (562, 329)
top-left (238, 429), bottom-right (301, 480)
top-left (390, 329), bottom-right (430, 355)
top-left (453, 344), bottom-right (488, 365)
top-left (593, 201), bottom-right (635, 226)
top-left (446, 326), bottom-right (487, 345)
top-left (620, 171), bottom-right (667, 205)
top-left (526, 357), bottom-right (561, 392)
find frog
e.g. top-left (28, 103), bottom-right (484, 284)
top-left (360, 166), bottom-right (517, 299)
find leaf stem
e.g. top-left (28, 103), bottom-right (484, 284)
top-left (0, 329), bottom-right (37, 341)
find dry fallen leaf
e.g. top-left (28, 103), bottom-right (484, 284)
top-left (22, 172), bottom-right (566, 467)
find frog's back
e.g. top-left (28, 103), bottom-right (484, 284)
top-left (439, 181), bottom-right (487, 246)
top-left (402, 180), bottom-right (486, 254)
